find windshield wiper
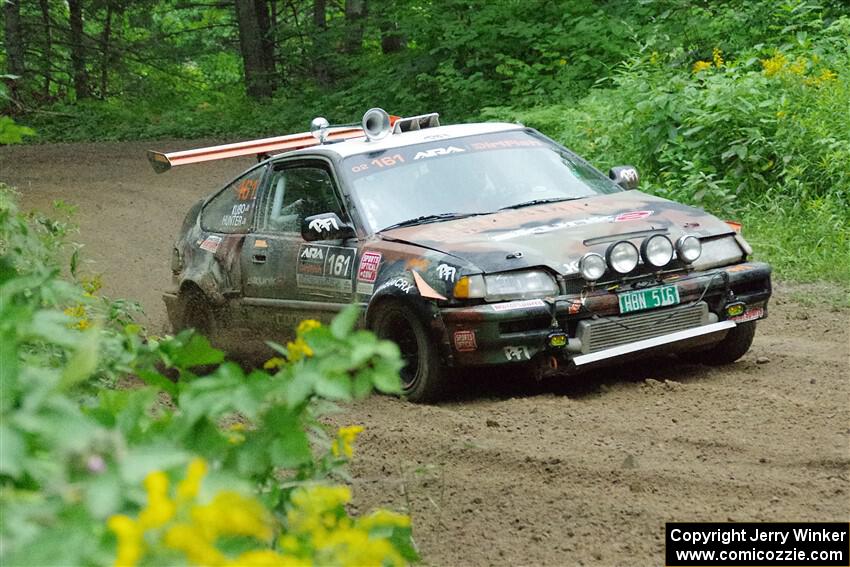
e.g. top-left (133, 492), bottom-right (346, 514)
top-left (499, 196), bottom-right (583, 211)
top-left (379, 212), bottom-right (483, 232)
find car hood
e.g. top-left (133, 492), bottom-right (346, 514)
top-left (378, 191), bottom-right (735, 275)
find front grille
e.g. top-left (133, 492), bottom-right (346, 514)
top-left (576, 302), bottom-right (710, 354)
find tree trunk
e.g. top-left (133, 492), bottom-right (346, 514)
top-left (380, 20), bottom-right (404, 54)
top-left (68, 0), bottom-right (91, 99)
top-left (3, 0), bottom-right (26, 104)
top-left (38, 0), bottom-right (52, 97)
top-left (234, 0), bottom-right (275, 99)
top-left (255, 0), bottom-right (274, 69)
top-left (312, 0), bottom-right (329, 86)
top-left (343, 0), bottom-right (366, 54)
top-left (100, 2), bottom-right (113, 98)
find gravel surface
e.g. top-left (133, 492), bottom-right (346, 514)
top-left (3, 139), bottom-right (848, 566)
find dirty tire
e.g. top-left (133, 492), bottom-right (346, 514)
top-left (371, 301), bottom-right (447, 403)
top-left (682, 321), bottom-right (757, 366)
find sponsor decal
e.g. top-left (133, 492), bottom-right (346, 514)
top-left (731, 306), bottom-right (764, 323)
top-left (453, 330), bottom-right (477, 352)
top-left (308, 216), bottom-right (339, 232)
top-left (568, 301), bottom-right (582, 315)
top-left (199, 235), bottom-right (222, 253)
top-left (726, 263), bottom-right (755, 273)
top-left (491, 211), bottom-right (655, 242)
top-left (614, 210), bottom-right (652, 222)
top-left (436, 263), bottom-right (457, 282)
top-left (296, 244), bottom-right (356, 293)
top-left (413, 146), bottom-right (465, 160)
top-left (503, 345), bottom-right (530, 361)
top-left (357, 251), bottom-right (382, 283)
top-left (491, 298), bottom-right (546, 312)
top-left (254, 238), bottom-right (268, 249)
top-left (247, 276), bottom-right (277, 287)
top-left (377, 277), bottom-right (415, 294)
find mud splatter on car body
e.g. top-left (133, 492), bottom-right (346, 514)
top-left (157, 114), bottom-right (772, 400)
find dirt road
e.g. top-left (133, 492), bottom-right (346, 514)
top-left (2, 140), bottom-right (848, 566)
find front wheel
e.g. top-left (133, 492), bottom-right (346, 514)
top-left (680, 321), bottom-right (757, 366)
top-left (371, 301), bottom-right (448, 403)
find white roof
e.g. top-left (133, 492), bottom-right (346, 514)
top-left (292, 122), bottom-right (525, 159)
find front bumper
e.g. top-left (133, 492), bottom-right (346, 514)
top-left (439, 261), bottom-right (772, 368)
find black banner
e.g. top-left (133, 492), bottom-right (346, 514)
top-left (666, 523), bottom-right (849, 566)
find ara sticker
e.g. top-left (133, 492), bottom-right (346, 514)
top-left (503, 345), bottom-right (530, 361)
top-left (296, 244), bottom-right (356, 294)
top-left (453, 330), bottom-right (477, 352)
top-left (357, 251), bottom-right (382, 283)
top-left (436, 263), bottom-right (458, 282)
top-left (199, 235), bottom-right (222, 253)
top-left (413, 146), bottom-right (465, 160)
top-left (491, 298), bottom-right (546, 312)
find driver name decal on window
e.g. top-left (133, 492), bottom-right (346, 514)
top-left (296, 244), bottom-right (356, 294)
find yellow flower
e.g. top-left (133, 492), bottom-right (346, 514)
top-left (356, 509), bottom-right (412, 531)
top-left (649, 51), bottom-right (659, 65)
top-left (139, 471), bottom-right (175, 529)
top-left (177, 458), bottom-right (208, 503)
top-left (285, 339), bottom-right (313, 362)
top-left (263, 356), bottom-right (285, 370)
top-left (331, 425), bottom-right (364, 459)
top-left (107, 515), bottom-right (144, 567)
top-left (192, 491), bottom-right (273, 541)
top-left (287, 485), bottom-right (351, 534)
top-left (712, 47), bottom-right (724, 67)
top-left (164, 523), bottom-right (227, 566)
top-left (788, 57), bottom-right (807, 75)
top-left (762, 53), bottom-right (787, 77)
top-left (692, 60), bottom-right (712, 74)
top-left (315, 525), bottom-right (405, 567)
top-left (226, 550), bottom-right (309, 567)
top-left (296, 319), bottom-right (321, 334)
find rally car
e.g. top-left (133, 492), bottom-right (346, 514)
top-left (151, 108), bottom-right (772, 402)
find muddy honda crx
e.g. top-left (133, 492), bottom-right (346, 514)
top-left (151, 108), bottom-right (772, 402)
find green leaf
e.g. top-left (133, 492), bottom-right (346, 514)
top-left (330, 304), bottom-right (361, 339)
top-left (170, 333), bottom-right (225, 369)
top-left (0, 424), bottom-right (24, 478)
top-left (60, 329), bottom-right (100, 390)
top-left (314, 373), bottom-right (352, 401)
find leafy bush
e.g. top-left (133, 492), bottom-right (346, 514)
top-left (0, 184), bottom-right (416, 566)
top-left (484, 15), bottom-right (850, 284)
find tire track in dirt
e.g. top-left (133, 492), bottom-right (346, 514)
top-left (2, 140), bottom-right (848, 566)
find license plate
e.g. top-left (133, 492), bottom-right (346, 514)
top-left (618, 285), bottom-right (680, 314)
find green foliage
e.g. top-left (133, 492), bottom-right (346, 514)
top-left (0, 184), bottom-right (414, 566)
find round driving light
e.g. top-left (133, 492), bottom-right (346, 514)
top-left (579, 253), bottom-right (607, 282)
top-left (641, 234), bottom-right (674, 268)
top-left (676, 235), bottom-right (702, 263)
top-left (606, 241), bottom-right (639, 274)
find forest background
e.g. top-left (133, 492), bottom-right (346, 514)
top-left (3, 0), bottom-right (849, 284)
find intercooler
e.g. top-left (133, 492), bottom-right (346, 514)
top-left (576, 302), bottom-right (713, 354)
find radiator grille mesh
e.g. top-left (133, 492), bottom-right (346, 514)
top-left (577, 302), bottom-right (709, 354)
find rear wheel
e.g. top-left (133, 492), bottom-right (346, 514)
top-left (680, 321), bottom-right (757, 365)
top-left (371, 301), bottom-right (447, 403)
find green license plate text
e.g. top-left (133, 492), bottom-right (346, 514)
top-left (618, 285), bottom-right (680, 314)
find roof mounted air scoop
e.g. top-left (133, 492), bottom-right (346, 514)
top-left (393, 112), bottom-right (440, 133)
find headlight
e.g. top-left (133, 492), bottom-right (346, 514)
top-left (606, 241), bottom-right (639, 274)
top-left (579, 253), bottom-right (607, 282)
top-left (641, 235), bottom-right (674, 268)
top-left (453, 275), bottom-right (485, 299)
top-left (676, 235), bottom-right (702, 263)
top-left (483, 270), bottom-right (558, 302)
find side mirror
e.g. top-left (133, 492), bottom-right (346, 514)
top-left (302, 212), bottom-right (356, 241)
top-left (609, 166), bottom-right (639, 190)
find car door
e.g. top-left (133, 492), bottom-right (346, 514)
top-left (240, 158), bottom-right (358, 339)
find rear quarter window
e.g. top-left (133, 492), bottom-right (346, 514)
top-left (201, 165), bottom-right (267, 233)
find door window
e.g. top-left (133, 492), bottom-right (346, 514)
top-left (263, 164), bottom-right (344, 232)
top-left (201, 165), bottom-right (266, 233)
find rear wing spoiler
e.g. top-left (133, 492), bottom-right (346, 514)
top-left (146, 126), bottom-right (364, 173)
